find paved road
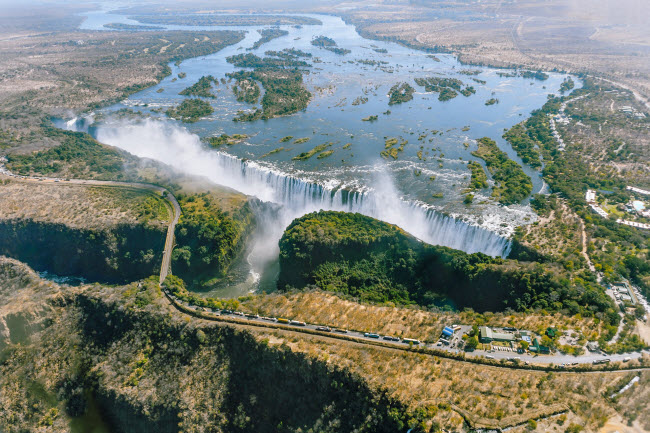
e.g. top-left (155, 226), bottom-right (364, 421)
top-left (0, 166), bottom-right (180, 283)
top-left (168, 294), bottom-right (650, 372)
top-left (3, 164), bottom-right (648, 372)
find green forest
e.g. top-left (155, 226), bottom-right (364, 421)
top-left (172, 193), bottom-right (254, 290)
top-left (166, 99), bottom-right (214, 123)
top-left (278, 211), bottom-right (619, 327)
top-left (471, 137), bottom-right (533, 205)
top-left (6, 127), bottom-right (131, 179)
top-left (179, 75), bottom-right (218, 98)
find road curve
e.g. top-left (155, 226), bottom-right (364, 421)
top-left (0, 166), bottom-right (180, 283)
top-left (2, 165), bottom-right (648, 373)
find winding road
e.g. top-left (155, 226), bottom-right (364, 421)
top-left (2, 164), bottom-right (648, 373)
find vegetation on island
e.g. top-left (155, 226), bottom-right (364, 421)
top-left (226, 53), bottom-right (312, 120)
top-left (166, 98), bottom-right (213, 123)
top-left (362, 115), bottom-right (378, 122)
top-left (502, 123), bottom-right (543, 169)
top-left (294, 137), bottom-right (311, 144)
top-left (387, 82), bottom-right (415, 105)
top-left (261, 147), bottom-right (285, 158)
top-left (467, 161), bottom-right (489, 190)
top-left (179, 75), bottom-right (218, 98)
top-left (264, 48), bottom-right (313, 59)
top-left (278, 211), bottom-right (619, 323)
top-left (520, 70), bottom-right (549, 81)
top-left (311, 35), bottom-right (337, 47)
top-left (249, 28), bottom-right (289, 50)
top-left (206, 134), bottom-right (248, 147)
top-left (310, 35), bottom-right (351, 55)
top-left (559, 77), bottom-right (575, 93)
top-left (292, 142), bottom-right (332, 161)
top-left (131, 14), bottom-right (322, 27)
top-left (227, 52), bottom-right (310, 69)
top-left (232, 77), bottom-right (261, 104)
top-left (471, 137), bottom-right (533, 205)
top-left (414, 77), bottom-right (475, 101)
top-left (380, 137), bottom-right (407, 159)
top-left (485, 98), bottom-right (499, 106)
top-left (103, 22), bottom-right (165, 30)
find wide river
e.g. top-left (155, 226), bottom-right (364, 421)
top-left (66, 6), bottom-right (579, 296)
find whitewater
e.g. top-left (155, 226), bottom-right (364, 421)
top-left (91, 119), bottom-right (511, 259)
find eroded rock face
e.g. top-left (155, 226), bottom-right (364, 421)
top-left (0, 258), bottom-right (410, 433)
top-left (0, 220), bottom-right (165, 284)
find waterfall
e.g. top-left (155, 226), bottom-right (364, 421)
top-left (86, 119), bottom-right (510, 260)
top-left (212, 152), bottom-right (511, 256)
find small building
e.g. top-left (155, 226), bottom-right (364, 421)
top-left (479, 326), bottom-right (516, 343)
top-left (531, 338), bottom-right (550, 354)
top-left (586, 341), bottom-right (599, 352)
top-left (442, 326), bottom-right (454, 339)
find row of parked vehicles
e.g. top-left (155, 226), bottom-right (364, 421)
top-left (170, 294), bottom-right (423, 346)
top-left (363, 333), bottom-right (421, 345)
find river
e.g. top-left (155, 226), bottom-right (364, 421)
top-left (62, 6), bottom-right (580, 296)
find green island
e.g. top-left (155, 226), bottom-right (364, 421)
top-left (232, 77), bottom-right (261, 104)
top-left (380, 137), bottom-right (407, 159)
top-left (520, 70), bottom-right (549, 81)
top-left (317, 150), bottom-right (334, 159)
top-left (310, 35), bottom-right (350, 55)
top-left (292, 142), bottom-right (333, 160)
top-left (280, 136), bottom-right (293, 142)
top-left (278, 211), bottom-right (617, 319)
top-left (103, 23), bottom-right (165, 30)
top-left (131, 14), bottom-right (322, 26)
top-left (414, 77), bottom-right (475, 101)
top-left (471, 137), bottom-right (533, 205)
top-left (467, 161), bottom-right (489, 190)
top-left (206, 133), bottom-right (248, 147)
top-left (387, 82), bottom-right (415, 105)
top-left (485, 98), bottom-right (499, 106)
top-left (352, 96), bottom-right (368, 105)
top-left (293, 137), bottom-right (311, 144)
top-left (166, 98), bottom-right (213, 123)
top-left (559, 76), bottom-right (575, 93)
top-left (249, 28), bottom-right (289, 50)
top-left (261, 146), bottom-right (285, 158)
top-left (264, 48), bottom-right (313, 59)
top-left (502, 123), bottom-right (543, 169)
top-left (179, 75), bottom-right (218, 98)
top-left (362, 115), bottom-right (378, 121)
top-left (311, 35), bottom-right (337, 47)
top-left (226, 53), bottom-right (311, 120)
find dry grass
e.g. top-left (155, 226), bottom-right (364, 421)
top-left (240, 289), bottom-right (609, 342)
top-left (517, 199), bottom-right (586, 265)
top-left (249, 326), bottom-right (646, 431)
top-left (0, 179), bottom-right (170, 230)
top-left (333, 0), bottom-right (650, 99)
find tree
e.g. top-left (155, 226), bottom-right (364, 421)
top-left (519, 340), bottom-right (530, 351)
top-left (466, 336), bottom-right (479, 351)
